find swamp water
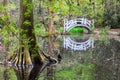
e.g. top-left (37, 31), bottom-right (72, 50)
top-left (0, 34), bottom-right (120, 80)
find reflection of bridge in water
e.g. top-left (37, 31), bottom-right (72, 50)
top-left (64, 35), bottom-right (94, 51)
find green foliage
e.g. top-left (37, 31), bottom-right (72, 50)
top-left (56, 64), bottom-right (95, 80)
top-left (0, 4), bottom-right (3, 12)
top-left (100, 26), bottom-right (110, 35)
top-left (23, 0), bottom-right (28, 5)
top-left (24, 11), bottom-right (31, 17)
top-left (104, 0), bottom-right (120, 28)
top-left (22, 34), bottom-right (27, 39)
top-left (0, 68), bottom-right (17, 80)
top-left (59, 27), bottom-right (64, 33)
top-left (34, 23), bottom-right (48, 35)
top-left (0, 0), bottom-right (19, 51)
top-left (81, 64), bottom-right (95, 80)
top-left (99, 35), bottom-right (110, 44)
top-left (7, 69), bottom-right (17, 80)
top-left (23, 0), bottom-right (33, 17)
top-left (56, 65), bottom-right (82, 80)
top-left (56, 70), bottom-right (77, 79)
top-left (69, 27), bottom-right (84, 33)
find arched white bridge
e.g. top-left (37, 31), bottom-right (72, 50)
top-left (64, 36), bottom-right (94, 51)
top-left (64, 18), bottom-right (94, 33)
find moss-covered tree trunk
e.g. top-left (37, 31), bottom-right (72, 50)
top-left (19, 0), bottom-right (44, 65)
top-left (9, 0), bottom-right (45, 66)
top-left (9, 0), bottom-right (57, 66)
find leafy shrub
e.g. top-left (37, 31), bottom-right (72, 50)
top-left (69, 27), bottom-right (84, 33)
top-left (100, 26), bottom-right (110, 35)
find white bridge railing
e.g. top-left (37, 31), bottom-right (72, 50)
top-left (64, 18), bottom-right (94, 32)
top-left (64, 36), bottom-right (94, 51)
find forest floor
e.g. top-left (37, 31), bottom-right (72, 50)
top-left (94, 28), bottom-right (120, 35)
top-left (94, 28), bottom-right (120, 41)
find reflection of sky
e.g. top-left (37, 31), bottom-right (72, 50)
top-left (64, 35), bottom-right (94, 51)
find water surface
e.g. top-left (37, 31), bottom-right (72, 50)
top-left (0, 34), bottom-right (120, 80)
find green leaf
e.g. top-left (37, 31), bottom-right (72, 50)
top-left (23, 20), bottom-right (31, 27)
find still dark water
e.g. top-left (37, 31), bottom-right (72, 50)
top-left (0, 34), bottom-right (120, 80)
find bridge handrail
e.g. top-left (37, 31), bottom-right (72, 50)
top-left (64, 18), bottom-right (94, 32)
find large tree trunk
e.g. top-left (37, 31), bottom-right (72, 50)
top-left (8, 0), bottom-right (57, 66)
top-left (19, 0), bottom-right (43, 65)
top-left (17, 0), bottom-right (44, 65)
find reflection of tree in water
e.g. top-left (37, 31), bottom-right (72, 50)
top-left (40, 36), bottom-right (62, 63)
top-left (45, 65), bottom-right (56, 80)
top-left (12, 65), bottom-right (46, 80)
top-left (3, 63), bottom-right (56, 80)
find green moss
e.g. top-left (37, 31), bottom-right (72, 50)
top-left (34, 23), bottom-right (49, 35)
top-left (23, 0), bottom-right (33, 17)
top-left (23, 20), bottom-right (31, 27)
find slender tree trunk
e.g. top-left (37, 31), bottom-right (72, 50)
top-left (2, 0), bottom-right (10, 64)
top-left (48, 18), bottom-right (55, 35)
top-left (48, 36), bottom-right (54, 56)
top-left (48, 0), bottom-right (55, 35)
top-left (3, 0), bottom-right (8, 6)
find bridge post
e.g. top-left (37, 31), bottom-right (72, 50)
top-left (64, 19), bottom-right (67, 32)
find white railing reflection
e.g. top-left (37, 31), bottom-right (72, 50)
top-left (64, 36), bottom-right (94, 51)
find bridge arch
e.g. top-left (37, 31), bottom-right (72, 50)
top-left (67, 24), bottom-right (91, 32)
top-left (64, 18), bottom-right (94, 33)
